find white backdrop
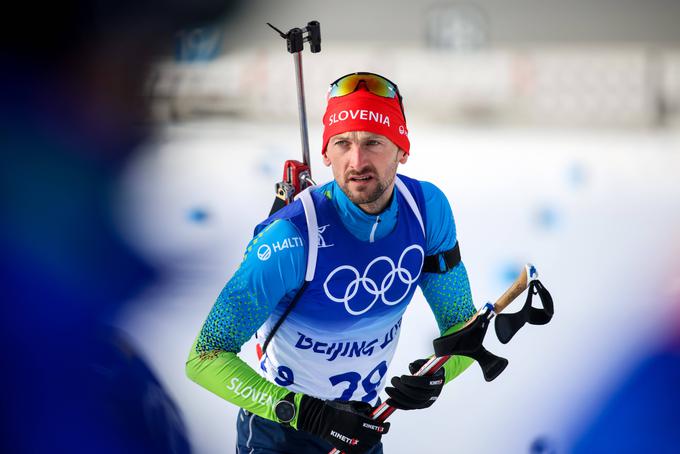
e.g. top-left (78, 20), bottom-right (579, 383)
top-left (116, 118), bottom-right (680, 453)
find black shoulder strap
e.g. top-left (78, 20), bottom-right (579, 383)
top-left (422, 242), bottom-right (461, 274)
top-left (261, 281), bottom-right (309, 355)
top-left (269, 196), bottom-right (287, 216)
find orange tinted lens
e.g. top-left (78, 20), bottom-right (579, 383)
top-left (328, 74), bottom-right (397, 99)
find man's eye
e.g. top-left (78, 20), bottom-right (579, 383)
top-left (366, 140), bottom-right (381, 146)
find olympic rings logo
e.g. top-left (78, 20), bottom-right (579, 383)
top-left (323, 244), bottom-right (424, 316)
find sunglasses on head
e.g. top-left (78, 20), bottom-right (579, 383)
top-left (327, 72), bottom-right (405, 116)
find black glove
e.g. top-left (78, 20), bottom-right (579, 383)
top-left (297, 395), bottom-right (389, 454)
top-left (384, 358), bottom-right (445, 410)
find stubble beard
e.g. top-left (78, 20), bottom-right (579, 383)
top-left (340, 159), bottom-right (399, 209)
top-left (342, 177), bottom-right (388, 206)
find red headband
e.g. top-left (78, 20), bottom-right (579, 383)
top-left (322, 88), bottom-right (410, 154)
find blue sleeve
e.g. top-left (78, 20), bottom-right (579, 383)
top-left (195, 219), bottom-right (307, 353)
top-left (418, 181), bottom-right (476, 333)
top-left (421, 181), bottom-right (457, 255)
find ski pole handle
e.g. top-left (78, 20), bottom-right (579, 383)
top-left (493, 264), bottom-right (530, 314)
top-left (328, 264), bottom-right (534, 454)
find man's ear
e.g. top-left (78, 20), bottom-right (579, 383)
top-left (398, 149), bottom-right (409, 164)
top-left (322, 151), bottom-right (331, 167)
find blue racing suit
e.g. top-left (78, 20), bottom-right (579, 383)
top-left (186, 175), bottom-right (476, 453)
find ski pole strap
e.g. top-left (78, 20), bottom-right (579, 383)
top-left (494, 279), bottom-right (554, 344)
top-left (261, 281), bottom-right (310, 355)
top-left (432, 308), bottom-right (508, 382)
top-left (422, 242), bottom-right (461, 274)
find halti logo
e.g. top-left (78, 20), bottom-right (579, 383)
top-left (272, 237), bottom-right (303, 252)
top-left (257, 244), bottom-right (271, 261)
top-left (256, 237), bottom-right (303, 261)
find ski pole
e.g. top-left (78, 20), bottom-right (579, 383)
top-left (329, 264), bottom-right (535, 454)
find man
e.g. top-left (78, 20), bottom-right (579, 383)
top-left (186, 72), bottom-right (477, 453)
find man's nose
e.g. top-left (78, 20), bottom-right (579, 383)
top-left (347, 143), bottom-right (368, 169)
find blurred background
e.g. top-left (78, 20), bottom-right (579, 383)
top-left (4, 0), bottom-right (679, 453)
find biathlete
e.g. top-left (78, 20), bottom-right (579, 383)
top-left (187, 72), bottom-right (477, 454)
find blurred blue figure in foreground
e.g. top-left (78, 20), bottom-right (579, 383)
top-left (571, 302), bottom-right (680, 454)
top-left (0, 1), bottom-right (238, 452)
